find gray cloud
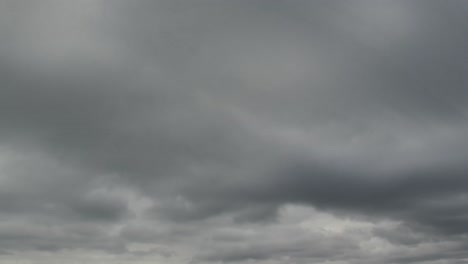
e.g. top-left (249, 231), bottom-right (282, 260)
top-left (0, 0), bottom-right (468, 263)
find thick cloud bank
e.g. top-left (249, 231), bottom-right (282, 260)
top-left (1, 1), bottom-right (468, 263)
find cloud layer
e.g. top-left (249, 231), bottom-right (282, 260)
top-left (1, 1), bottom-right (468, 263)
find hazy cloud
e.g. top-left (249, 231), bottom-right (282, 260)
top-left (1, 1), bottom-right (468, 263)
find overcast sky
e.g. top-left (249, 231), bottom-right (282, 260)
top-left (1, 1), bottom-right (468, 263)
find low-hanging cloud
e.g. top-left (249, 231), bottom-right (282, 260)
top-left (0, 1), bottom-right (468, 263)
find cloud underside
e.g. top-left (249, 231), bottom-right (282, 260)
top-left (1, 1), bottom-right (468, 263)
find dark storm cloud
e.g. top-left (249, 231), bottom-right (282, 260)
top-left (1, 0), bottom-right (468, 263)
top-left (147, 0), bottom-right (468, 231)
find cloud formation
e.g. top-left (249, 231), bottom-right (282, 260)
top-left (1, 1), bottom-right (468, 263)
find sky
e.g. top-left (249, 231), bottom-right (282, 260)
top-left (0, 0), bottom-right (468, 263)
